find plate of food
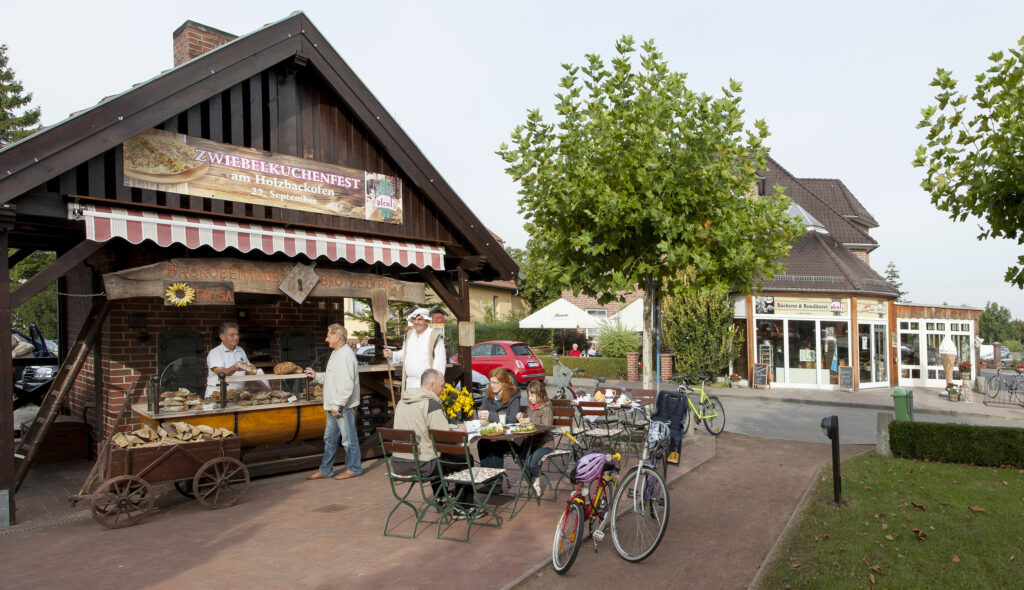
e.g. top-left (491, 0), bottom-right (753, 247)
top-left (479, 425), bottom-right (505, 437)
top-left (510, 424), bottom-right (536, 434)
top-left (123, 131), bottom-right (209, 184)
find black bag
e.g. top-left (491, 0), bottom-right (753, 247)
top-left (652, 390), bottom-right (688, 454)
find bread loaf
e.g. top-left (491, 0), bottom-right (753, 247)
top-left (273, 361), bottom-right (298, 375)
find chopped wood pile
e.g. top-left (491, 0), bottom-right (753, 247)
top-left (112, 423), bottom-right (235, 448)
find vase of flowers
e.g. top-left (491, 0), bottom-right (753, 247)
top-left (945, 384), bottom-right (960, 402)
top-left (439, 383), bottom-right (475, 423)
top-left (728, 373), bottom-right (745, 387)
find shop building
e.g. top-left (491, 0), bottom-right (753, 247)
top-left (0, 13), bottom-right (515, 524)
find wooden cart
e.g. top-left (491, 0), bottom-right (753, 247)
top-left (72, 435), bottom-right (249, 529)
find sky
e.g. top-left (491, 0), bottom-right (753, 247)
top-left (4, 1), bottom-right (1024, 317)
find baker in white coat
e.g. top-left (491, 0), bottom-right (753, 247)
top-left (383, 308), bottom-right (446, 390)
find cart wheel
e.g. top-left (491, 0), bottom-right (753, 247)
top-left (173, 480), bottom-right (195, 499)
top-left (90, 475), bottom-right (154, 529)
top-left (193, 457), bottom-right (250, 509)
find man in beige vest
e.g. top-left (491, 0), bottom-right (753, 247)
top-left (384, 308), bottom-right (446, 390)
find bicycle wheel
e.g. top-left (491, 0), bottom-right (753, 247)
top-left (611, 466), bottom-right (669, 562)
top-left (986, 376), bottom-right (1002, 399)
top-left (552, 502), bottom-right (585, 574)
top-left (702, 396), bottom-right (726, 436)
top-left (1010, 381), bottom-right (1024, 406)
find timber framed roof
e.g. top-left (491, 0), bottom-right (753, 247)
top-left (0, 12), bottom-right (516, 281)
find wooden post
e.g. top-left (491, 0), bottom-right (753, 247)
top-left (0, 205), bottom-right (17, 526)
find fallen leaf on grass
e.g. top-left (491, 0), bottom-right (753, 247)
top-left (911, 528), bottom-right (928, 541)
top-left (881, 523), bottom-right (888, 530)
top-left (885, 534), bottom-right (895, 541)
top-left (869, 565), bottom-right (883, 574)
top-left (870, 573), bottom-right (876, 584)
top-left (952, 555), bottom-right (960, 563)
top-left (969, 505), bottom-right (986, 512)
top-left (952, 480), bottom-right (959, 484)
top-left (941, 502), bottom-right (950, 507)
top-left (912, 502), bottom-right (926, 511)
top-left (865, 485), bottom-right (872, 491)
top-left (862, 557), bottom-right (871, 566)
top-left (791, 562), bottom-right (800, 569)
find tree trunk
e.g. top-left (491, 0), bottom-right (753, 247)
top-left (642, 274), bottom-right (656, 389)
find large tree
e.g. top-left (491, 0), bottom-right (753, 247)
top-left (498, 36), bottom-right (802, 387)
top-left (9, 250), bottom-right (57, 340)
top-left (979, 300), bottom-right (1013, 344)
top-left (883, 261), bottom-right (909, 303)
top-left (505, 243), bottom-right (560, 312)
top-left (914, 36), bottom-right (1024, 288)
top-left (0, 44), bottom-right (41, 147)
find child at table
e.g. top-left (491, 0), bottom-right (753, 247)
top-left (516, 380), bottom-right (555, 496)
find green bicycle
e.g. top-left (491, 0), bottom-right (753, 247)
top-left (673, 375), bottom-right (726, 436)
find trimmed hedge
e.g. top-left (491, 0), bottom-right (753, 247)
top-left (537, 355), bottom-right (628, 380)
top-left (444, 320), bottom-right (552, 348)
top-left (889, 420), bottom-right (1024, 468)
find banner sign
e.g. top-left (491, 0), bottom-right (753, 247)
top-left (122, 128), bottom-right (403, 223)
top-left (755, 295), bottom-right (849, 318)
top-left (106, 258), bottom-right (425, 302)
top-left (856, 298), bottom-right (887, 320)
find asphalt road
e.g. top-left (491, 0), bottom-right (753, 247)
top-left (721, 397), bottom-right (1024, 444)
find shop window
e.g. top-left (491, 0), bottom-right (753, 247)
top-left (901, 332), bottom-right (920, 365)
top-left (819, 322), bottom-right (849, 385)
top-left (586, 309), bottom-right (607, 338)
top-left (350, 299), bottom-right (369, 315)
top-left (756, 319), bottom-right (784, 383)
top-left (925, 333), bottom-right (943, 367)
top-left (787, 320), bottom-right (817, 384)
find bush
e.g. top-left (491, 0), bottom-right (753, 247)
top-left (597, 319), bottom-right (640, 358)
top-left (537, 355), bottom-right (628, 380)
top-left (1002, 339), bottom-right (1022, 353)
top-left (889, 420), bottom-right (1024, 468)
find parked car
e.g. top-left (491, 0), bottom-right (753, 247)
top-left (12, 324), bottom-right (58, 407)
top-left (450, 340), bottom-right (545, 386)
top-left (355, 344), bottom-right (395, 365)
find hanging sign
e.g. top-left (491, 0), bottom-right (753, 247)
top-left (279, 262), bottom-right (319, 304)
top-left (122, 128), bottom-right (403, 224)
top-left (105, 258), bottom-right (425, 302)
top-left (757, 296), bottom-right (850, 318)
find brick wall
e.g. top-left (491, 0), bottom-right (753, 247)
top-left (561, 289), bottom-right (645, 316)
top-left (172, 21), bottom-right (237, 67)
top-left (851, 249), bottom-right (870, 265)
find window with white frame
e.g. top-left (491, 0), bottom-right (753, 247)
top-left (586, 309), bottom-right (607, 339)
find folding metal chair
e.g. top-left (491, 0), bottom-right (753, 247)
top-left (377, 428), bottom-right (440, 539)
top-left (535, 405), bottom-right (577, 497)
top-left (577, 400), bottom-right (626, 456)
top-left (429, 428), bottom-right (505, 542)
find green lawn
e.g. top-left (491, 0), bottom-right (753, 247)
top-left (759, 453), bottom-right (1024, 589)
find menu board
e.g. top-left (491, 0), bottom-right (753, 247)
top-left (838, 366), bottom-right (854, 392)
top-left (753, 364), bottom-right (770, 389)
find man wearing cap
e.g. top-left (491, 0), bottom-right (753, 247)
top-left (384, 308), bottom-right (446, 390)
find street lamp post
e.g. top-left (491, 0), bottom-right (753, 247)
top-left (820, 415), bottom-right (842, 505)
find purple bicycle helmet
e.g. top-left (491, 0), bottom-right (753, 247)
top-left (573, 452), bottom-right (610, 483)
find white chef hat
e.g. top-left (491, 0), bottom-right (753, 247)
top-left (407, 307), bottom-right (431, 324)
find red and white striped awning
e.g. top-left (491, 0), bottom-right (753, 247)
top-left (70, 204), bottom-right (445, 269)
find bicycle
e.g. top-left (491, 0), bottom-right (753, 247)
top-left (674, 375), bottom-right (726, 436)
top-left (986, 367), bottom-right (1024, 403)
top-left (552, 432), bottom-right (620, 574)
top-left (552, 428), bottom-right (669, 573)
top-left (610, 407), bottom-right (671, 562)
top-left (551, 354), bottom-right (606, 400)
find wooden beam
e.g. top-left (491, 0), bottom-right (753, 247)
top-left (10, 240), bottom-right (103, 310)
top-left (0, 205), bottom-right (16, 525)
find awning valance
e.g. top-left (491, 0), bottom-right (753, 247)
top-left (69, 204), bottom-right (445, 270)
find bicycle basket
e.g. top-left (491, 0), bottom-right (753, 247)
top-left (647, 420), bottom-right (670, 452)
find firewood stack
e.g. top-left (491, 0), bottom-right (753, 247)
top-left (111, 423), bottom-right (235, 448)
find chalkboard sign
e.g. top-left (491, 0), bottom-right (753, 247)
top-left (838, 365), bottom-right (854, 392)
top-left (753, 363), bottom-right (770, 389)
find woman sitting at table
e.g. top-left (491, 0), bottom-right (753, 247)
top-left (476, 368), bottom-right (522, 470)
top-left (516, 380), bottom-right (555, 496)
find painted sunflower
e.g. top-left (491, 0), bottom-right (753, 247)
top-left (165, 282), bottom-right (196, 307)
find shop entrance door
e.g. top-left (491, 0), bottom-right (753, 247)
top-left (857, 322), bottom-right (888, 388)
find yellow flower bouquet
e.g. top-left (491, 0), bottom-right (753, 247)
top-left (439, 383), bottom-right (475, 421)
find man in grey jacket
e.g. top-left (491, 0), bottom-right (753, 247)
top-left (304, 323), bottom-right (362, 480)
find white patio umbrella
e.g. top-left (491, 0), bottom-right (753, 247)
top-left (519, 298), bottom-right (600, 354)
top-left (609, 298), bottom-right (644, 332)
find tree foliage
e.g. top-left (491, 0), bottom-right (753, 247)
top-left (0, 44), bottom-right (41, 147)
top-left (497, 36), bottom-right (802, 386)
top-left (883, 261), bottom-right (909, 303)
top-left (979, 300), bottom-right (1013, 343)
top-left (9, 250), bottom-right (57, 340)
top-left (914, 36), bottom-right (1024, 288)
top-left (505, 243), bottom-right (560, 312)
top-left (662, 281), bottom-right (744, 378)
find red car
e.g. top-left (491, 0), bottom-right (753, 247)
top-left (451, 340), bottom-right (546, 385)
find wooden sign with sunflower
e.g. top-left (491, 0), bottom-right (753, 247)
top-left (163, 281), bottom-right (234, 306)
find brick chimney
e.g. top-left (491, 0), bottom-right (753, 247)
top-left (172, 21), bottom-right (237, 67)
